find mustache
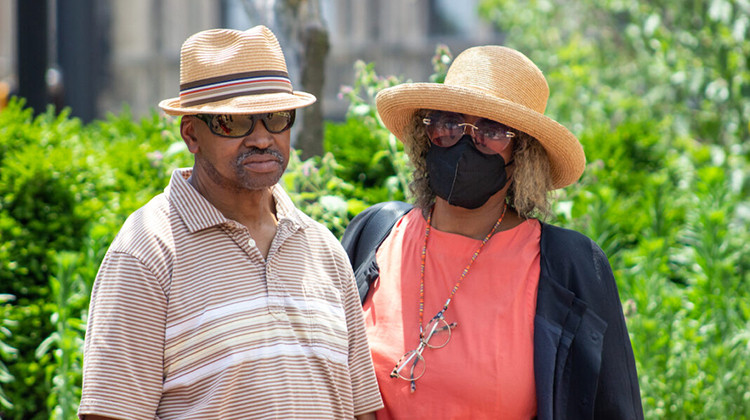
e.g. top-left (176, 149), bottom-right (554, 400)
top-left (236, 148), bottom-right (285, 165)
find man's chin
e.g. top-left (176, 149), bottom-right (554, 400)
top-left (237, 172), bottom-right (284, 191)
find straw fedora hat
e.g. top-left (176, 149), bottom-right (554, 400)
top-left (159, 26), bottom-right (315, 116)
top-left (376, 45), bottom-right (585, 189)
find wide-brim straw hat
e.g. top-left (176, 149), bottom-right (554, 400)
top-left (376, 45), bottom-right (585, 189)
top-left (159, 26), bottom-right (316, 115)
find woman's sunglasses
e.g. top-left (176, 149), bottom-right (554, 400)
top-left (195, 110), bottom-right (296, 138)
top-left (422, 110), bottom-right (516, 155)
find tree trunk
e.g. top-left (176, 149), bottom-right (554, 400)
top-left (297, 22), bottom-right (329, 159)
top-left (267, 0), bottom-right (329, 159)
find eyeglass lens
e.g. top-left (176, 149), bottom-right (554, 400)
top-left (423, 111), bottom-right (514, 154)
top-left (424, 315), bottom-right (452, 349)
top-left (393, 348), bottom-right (426, 381)
top-left (203, 110), bottom-right (295, 137)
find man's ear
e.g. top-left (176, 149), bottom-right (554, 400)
top-left (180, 116), bottom-right (200, 154)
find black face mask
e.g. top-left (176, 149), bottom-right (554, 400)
top-left (426, 135), bottom-right (511, 209)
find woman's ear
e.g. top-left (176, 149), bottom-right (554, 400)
top-left (180, 116), bottom-right (200, 154)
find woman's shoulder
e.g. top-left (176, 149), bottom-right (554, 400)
top-left (539, 223), bottom-right (601, 256)
top-left (538, 222), bottom-right (612, 280)
top-left (538, 222), bottom-right (619, 307)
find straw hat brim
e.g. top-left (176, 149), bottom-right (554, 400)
top-left (376, 83), bottom-right (585, 189)
top-left (158, 91), bottom-right (316, 116)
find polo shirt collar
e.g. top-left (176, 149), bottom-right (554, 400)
top-left (165, 168), bottom-right (309, 233)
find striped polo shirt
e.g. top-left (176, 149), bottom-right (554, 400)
top-left (79, 168), bottom-right (383, 419)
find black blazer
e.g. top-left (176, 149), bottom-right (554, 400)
top-left (536, 223), bottom-right (643, 419)
top-left (341, 204), bottom-right (644, 419)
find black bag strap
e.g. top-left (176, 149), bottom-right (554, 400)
top-left (341, 201), bottom-right (413, 303)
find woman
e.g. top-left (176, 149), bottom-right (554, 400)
top-left (346, 46), bottom-right (643, 419)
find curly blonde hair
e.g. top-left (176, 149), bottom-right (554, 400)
top-left (403, 110), bottom-right (554, 219)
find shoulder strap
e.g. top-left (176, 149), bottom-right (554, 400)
top-left (341, 201), bottom-right (413, 303)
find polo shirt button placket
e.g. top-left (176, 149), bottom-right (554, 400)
top-left (228, 222), bottom-right (256, 258)
top-left (237, 226), bottom-right (260, 260)
top-left (267, 264), bottom-right (285, 317)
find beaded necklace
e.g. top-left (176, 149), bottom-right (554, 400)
top-left (417, 202), bottom-right (508, 340)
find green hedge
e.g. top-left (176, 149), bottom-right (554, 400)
top-left (0, 101), bottom-right (188, 419)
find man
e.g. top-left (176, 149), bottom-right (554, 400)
top-left (79, 26), bottom-right (382, 420)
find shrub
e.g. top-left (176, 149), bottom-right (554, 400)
top-left (324, 60), bottom-right (411, 208)
top-left (0, 99), bottom-right (185, 419)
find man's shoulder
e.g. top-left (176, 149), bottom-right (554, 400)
top-left (123, 192), bottom-right (172, 227)
top-left (286, 209), bottom-right (352, 264)
top-left (109, 192), bottom-right (178, 253)
top-left (293, 209), bottom-right (340, 243)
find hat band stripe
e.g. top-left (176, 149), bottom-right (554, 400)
top-left (179, 74), bottom-right (293, 107)
top-left (180, 70), bottom-right (290, 90)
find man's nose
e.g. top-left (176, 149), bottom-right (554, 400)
top-left (243, 121), bottom-right (274, 148)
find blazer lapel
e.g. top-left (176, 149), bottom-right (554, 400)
top-left (534, 273), bottom-right (575, 420)
top-left (534, 273), bottom-right (608, 419)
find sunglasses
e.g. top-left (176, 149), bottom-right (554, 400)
top-left (422, 110), bottom-right (516, 154)
top-left (195, 110), bottom-right (296, 138)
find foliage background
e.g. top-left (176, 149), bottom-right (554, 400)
top-left (1, 1), bottom-right (749, 418)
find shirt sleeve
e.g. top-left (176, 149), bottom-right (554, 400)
top-left (337, 248), bottom-right (385, 415)
top-left (78, 250), bottom-right (168, 420)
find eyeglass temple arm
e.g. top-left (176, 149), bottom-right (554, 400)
top-left (391, 342), bottom-right (427, 377)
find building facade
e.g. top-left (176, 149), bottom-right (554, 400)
top-left (0, 0), bottom-right (500, 121)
